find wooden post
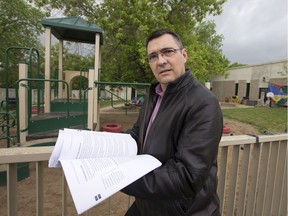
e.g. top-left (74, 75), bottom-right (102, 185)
top-left (58, 40), bottom-right (63, 98)
top-left (87, 34), bottom-right (101, 131)
top-left (87, 69), bottom-right (94, 130)
top-left (44, 27), bottom-right (51, 112)
top-left (19, 63), bottom-right (28, 144)
top-left (93, 34), bottom-right (101, 131)
top-left (7, 164), bottom-right (17, 216)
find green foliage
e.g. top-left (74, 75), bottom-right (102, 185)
top-left (229, 62), bottom-right (247, 68)
top-left (50, 43), bottom-right (95, 72)
top-left (222, 107), bottom-right (287, 134)
top-left (1, 0), bottom-right (230, 87)
top-left (186, 21), bottom-right (229, 83)
top-left (32, 0), bottom-right (229, 84)
top-left (0, 0), bottom-right (47, 87)
top-left (0, 0), bottom-right (46, 49)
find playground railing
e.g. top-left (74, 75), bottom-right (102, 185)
top-left (0, 111), bottom-right (16, 147)
top-left (14, 78), bottom-right (71, 144)
top-left (94, 81), bottom-right (150, 115)
top-left (0, 133), bottom-right (287, 216)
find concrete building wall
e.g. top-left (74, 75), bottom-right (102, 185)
top-left (224, 81), bottom-right (235, 101)
top-left (211, 81), bottom-right (224, 102)
top-left (250, 80), bottom-right (260, 101)
top-left (270, 78), bottom-right (287, 86)
top-left (238, 80), bottom-right (247, 100)
top-left (211, 80), bottom-right (235, 102)
top-left (212, 60), bottom-right (286, 83)
top-left (211, 60), bottom-right (287, 103)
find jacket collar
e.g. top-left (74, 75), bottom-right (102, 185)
top-left (151, 70), bottom-right (193, 94)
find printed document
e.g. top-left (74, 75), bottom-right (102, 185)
top-left (48, 128), bottom-right (161, 214)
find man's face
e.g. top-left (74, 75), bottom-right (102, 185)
top-left (147, 34), bottom-right (188, 91)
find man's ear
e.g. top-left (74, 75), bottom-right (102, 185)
top-left (182, 48), bottom-right (188, 63)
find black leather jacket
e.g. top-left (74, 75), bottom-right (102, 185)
top-left (122, 71), bottom-right (223, 216)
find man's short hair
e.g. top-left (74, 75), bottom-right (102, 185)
top-left (145, 29), bottom-right (183, 49)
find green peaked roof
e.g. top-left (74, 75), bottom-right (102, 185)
top-left (41, 16), bottom-right (103, 44)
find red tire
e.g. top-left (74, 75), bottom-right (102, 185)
top-left (100, 123), bottom-right (122, 133)
top-left (223, 125), bottom-right (231, 134)
top-left (31, 107), bottom-right (37, 114)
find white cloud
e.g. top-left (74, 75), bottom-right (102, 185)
top-left (211, 0), bottom-right (287, 64)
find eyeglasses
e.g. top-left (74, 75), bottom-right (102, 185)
top-left (147, 48), bottom-right (183, 63)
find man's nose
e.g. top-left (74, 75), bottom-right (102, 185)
top-left (157, 53), bottom-right (167, 64)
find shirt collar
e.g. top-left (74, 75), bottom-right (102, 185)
top-left (155, 84), bottom-right (164, 97)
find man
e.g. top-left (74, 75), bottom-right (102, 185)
top-left (122, 29), bottom-right (223, 216)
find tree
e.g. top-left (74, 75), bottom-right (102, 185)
top-left (48, 43), bottom-right (95, 74)
top-left (32, 0), bottom-right (229, 84)
top-left (229, 62), bottom-right (247, 68)
top-left (0, 0), bottom-right (47, 87)
top-left (188, 21), bottom-right (229, 83)
top-left (40, 43), bottom-right (94, 92)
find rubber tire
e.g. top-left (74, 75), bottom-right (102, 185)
top-left (223, 125), bottom-right (231, 134)
top-left (100, 123), bottom-right (122, 133)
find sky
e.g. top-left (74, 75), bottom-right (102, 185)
top-left (48, 1), bottom-right (287, 66)
top-left (210, 0), bottom-right (287, 65)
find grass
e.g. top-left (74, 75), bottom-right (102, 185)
top-left (99, 100), bottom-right (287, 134)
top-left (222, 106), bottom-right (287, 134)
top-left (99, 99), bottom-right (125, 108)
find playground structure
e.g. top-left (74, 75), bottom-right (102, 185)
top-left (41, 16), bottom-right (102, 134)
top-left (0, 17), bottom-right (101, 148)
top-left (0, 16), bottom-right (149, 149)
